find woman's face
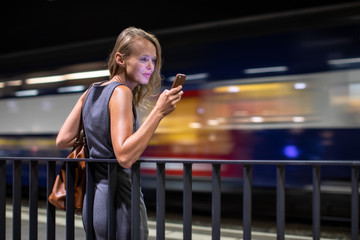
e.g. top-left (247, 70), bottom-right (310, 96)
top-left (124, 37), bottom-right (157, 89)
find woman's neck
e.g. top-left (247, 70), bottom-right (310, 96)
top-left (112, 74), bottom-right (137, 91)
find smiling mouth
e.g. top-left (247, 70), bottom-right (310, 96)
top-left (143, 73), bottom-right (151, 79)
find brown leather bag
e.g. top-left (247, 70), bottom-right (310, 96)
top-left (48, 134), bottom-right (87, 214)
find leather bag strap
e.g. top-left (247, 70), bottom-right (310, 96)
top-left (75, 83), bottom-right (94, 145)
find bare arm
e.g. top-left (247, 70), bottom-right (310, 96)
top-left (110, 85), bottom-right (183, 168)
top-left (56, 91), bottom-right (87, 149)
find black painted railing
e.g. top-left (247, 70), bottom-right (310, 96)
top-left (0, 157), bottom-right (359, 240)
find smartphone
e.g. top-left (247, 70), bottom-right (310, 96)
top-left (171, 73), bottom-right (186, 88)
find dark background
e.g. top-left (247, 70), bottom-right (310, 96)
top-left (1, 1), bottom-right (358, 55)
top-left (1, 1), bottom-right (360, 79)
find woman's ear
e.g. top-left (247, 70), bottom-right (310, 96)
top-left (115, 52), bottom-right (125, 67)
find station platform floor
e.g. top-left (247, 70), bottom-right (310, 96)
top-left (5, 203), bottom-right (348, 240)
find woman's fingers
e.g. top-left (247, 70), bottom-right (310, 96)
top-left (172, 91), bottom-right (183, 103)
top-left (155, 85), bottom-right (184, 117)
top-left (169, 85), bottom-right (183, 94)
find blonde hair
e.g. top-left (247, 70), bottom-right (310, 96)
top-left (107, 27), bottom-right (162, 108)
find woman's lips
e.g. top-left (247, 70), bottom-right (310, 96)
top-left (143, 73), bottom-right (151, 79)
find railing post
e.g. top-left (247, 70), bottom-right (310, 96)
top-left (351, 166), bottom-right (359, 240)
top-left (243, 165), bottom-right (252, 240)
top-left (66, 161), bottom-right (75, 240)
top-left (312, 166), bottom-right (321, 240)
top-left (86, 161), bottom-right (95, 240)
top-left (156, 163), bottom-right (166, 240)
top-left (47, 161), bottom-right (56, 240)
top-left (183, 163), bottom-right (192, 240)
top-left (29, 160), bottom-right (38, 240)
top-left (13, 160), bottom-right (22, 240)
top-left (276, 165), bottom-right (285, 240)
top-left (0, 160), bottom-right (6, 240)
top-left (108, 162), bottom-right (117, 240)
top-left (131, 161), bottom-right (141, 240)
top-left (212, 164), bottom-right (221, 240)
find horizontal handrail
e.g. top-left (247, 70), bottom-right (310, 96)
top-left (1, 156), bottom-right (360, 165)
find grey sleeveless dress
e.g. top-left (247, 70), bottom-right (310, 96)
top-left (81, 81), bottom-right (148, 240)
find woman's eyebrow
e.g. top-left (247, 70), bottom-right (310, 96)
top-left (142, 54), bottom-right (156, 58)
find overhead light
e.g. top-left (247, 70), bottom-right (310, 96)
top-left (251, 116), bottom-right (264, 123)
top-left (213, 85), bottom-right (240, 93)
top-left (228, 86), bottom-right (240, 92)
top-left (26, 69), bottom-right (110, 85)
top-left (294, 82), bottom-right (307, 89)
top-left (57, 85), bottom-right (86, 93)
top-left (6, 80), bottom-right (22, 86)
top-left (0, 82), bottom-right (4, 88)
top-left (26, 75), bottom-right (66, 85)
top-left (207, 119), bottom-right (219, 126)
top-left (293, 116), bottom-right (305, 122)
top-left (328, 57), bottom-right (360, 65)
top-left (65, 69), bottom-right (109, 80)
top-left (186, 73), bottom-right (209, 80)
top-left (15, 90), bottom-right (39, 97)
top-left (214, 82), bottom-right (284, 93)
top-left (189, 122), bottom-right (202, 128)
top-left (168, 73), bottom-right (209, 81)
top-left (244, 66), bottom-right (288, 74)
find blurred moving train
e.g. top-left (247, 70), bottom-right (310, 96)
top-left (0, 7), bottom-right (360, 200)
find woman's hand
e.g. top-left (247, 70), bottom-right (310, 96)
top-left (154, 85), bottom-right (183, 118)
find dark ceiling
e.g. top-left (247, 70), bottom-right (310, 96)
top-left (1, 0), bottom-right (360, 79)
top-left (1, 1), bottom-right (359, 56)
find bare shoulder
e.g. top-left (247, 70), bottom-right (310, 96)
top-left (109, 85), bottom-right (133, 108)
top-left (112, 85), bottom-right (133, 99)
top-left (78, 89), bottom-right (88, 104)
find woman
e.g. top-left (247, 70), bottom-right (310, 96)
top-left (56, 27), bottom-right (183, 239)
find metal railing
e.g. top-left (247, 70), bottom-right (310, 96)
top-left (0, 157), bottom-right (359, 240)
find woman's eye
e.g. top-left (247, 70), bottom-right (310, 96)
top-left (140, 56), bottom-right (156, 64)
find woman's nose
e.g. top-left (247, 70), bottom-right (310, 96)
top-left (146, 60), bottom-right (154, 70)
